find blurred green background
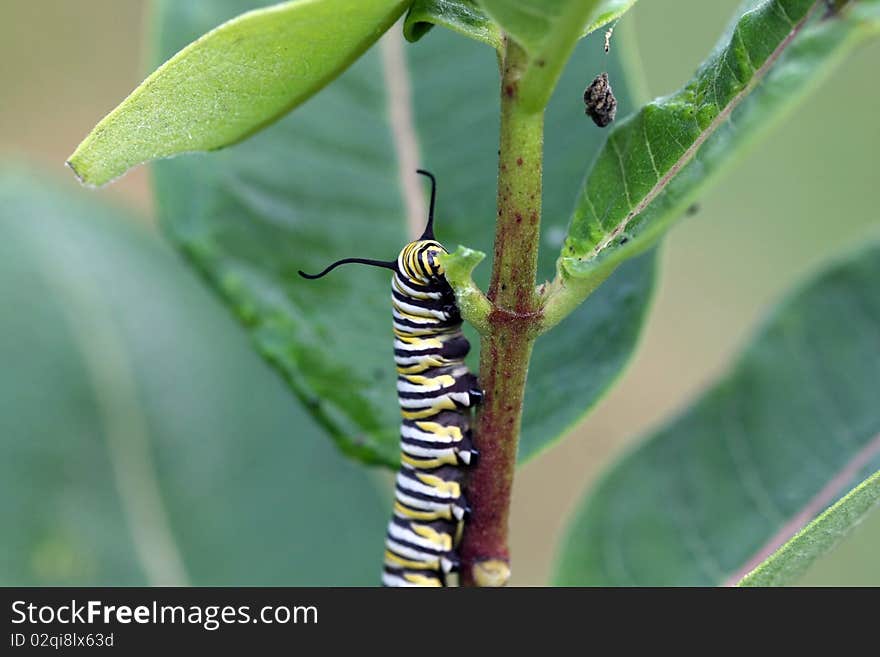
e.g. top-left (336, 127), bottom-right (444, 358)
top-left (1, 0), bottom-right (877, 585)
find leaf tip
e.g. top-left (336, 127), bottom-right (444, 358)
top-left (66, 138), bottom-right (127, 188)
top-left (65, 157), bottom-right (90, 187)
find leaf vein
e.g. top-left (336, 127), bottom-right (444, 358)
top-left (642, 119), bottom-right (661, 181)
top-left (610, 136), bottom-right (633, 209)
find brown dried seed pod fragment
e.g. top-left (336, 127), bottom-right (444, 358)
top-left (583, 72), bottom-right (617, 128)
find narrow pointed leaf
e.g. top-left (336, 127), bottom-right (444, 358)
top-left (67, 0), bottom-right (410, 186)
top-left (556, 0), bottom-right (880, 307)
top-left (556, 242), bottom-right (880, 586)
top-left (738, 470), bottom-right (880, 586)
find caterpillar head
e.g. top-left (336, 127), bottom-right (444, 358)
top-left (397, 239), bottom-right (447, 284)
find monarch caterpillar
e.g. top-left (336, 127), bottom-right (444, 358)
top-left (299, 170), bottom-right (481, 587)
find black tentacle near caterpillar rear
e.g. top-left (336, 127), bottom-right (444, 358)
top-left (298, 170), bottom-right (481, 587)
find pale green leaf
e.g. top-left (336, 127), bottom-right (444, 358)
top-left (67, 0), bottom-right (410, 186)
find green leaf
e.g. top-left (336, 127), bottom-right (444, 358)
top-left (403, 1), bottom-right (637, 108)
top-left (67, 0), bottom-right (410, 186)
top-left (403, 0), bottom-right (636, 50)
top-left (474, 0), bottom-right (594, 51)
top-left (440, 246), bottom-right (492, 335)
top-left (581, 1), bottom-right (638, 38)
top-left (555, 0), bottom-right (880, 311)
top-left (474, 0), bottom-right (639, 111)
top-left (151, 2), bottom-right (656, 467)
top-left (404, 0), bottom-right (501, 47)
top-left (478, 0), bottom-right (601, 113)
top-left (0, 168), bottom-right (388, 585)
top-left (738, 470), bottom-right (880, 586)
top-left (555, 242), bottom-right (880, 586)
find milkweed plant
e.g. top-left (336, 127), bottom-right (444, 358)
top-left (67, 0), bottom-right (880, 586)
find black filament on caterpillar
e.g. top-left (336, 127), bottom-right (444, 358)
top-left (298, 170), bottom-right (482, 587)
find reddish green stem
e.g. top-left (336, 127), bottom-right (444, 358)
top-left (459, 39), bottom-right (544, 587)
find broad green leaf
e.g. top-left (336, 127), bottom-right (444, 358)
top-left (0, 169), bottom-right (388, 585)
top-left (555, 242), bottom-right (880, 586)
top-left (67, 0), bottom-right (410, 186)
top-left (739, 470), bottom-right (880, 586)
top-left (151, 1), bottom-right (655, 467)
top-left (555, 0), bottom-right (880, 313)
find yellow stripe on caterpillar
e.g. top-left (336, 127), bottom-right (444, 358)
top-left (392, 331), bottom-right (443, 348)
top-left (396, 359), bottom-right (446, 375)
top-left (402, 373), bottom-right (456, 387)
top-left (401, 400), bottom-right (458, 419)
top-left (415, 473), bottom-right (461, 498)
top-left (412, 524), bottom-right (454, 551)
top-left (404, 573), bottom-right (443, 587)
top-left (384, 551), bottom-right (439, 570)
top-left (401, 452), bottom-right (460, 469)
top-left (415, 421), bottom-right (463, 441)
